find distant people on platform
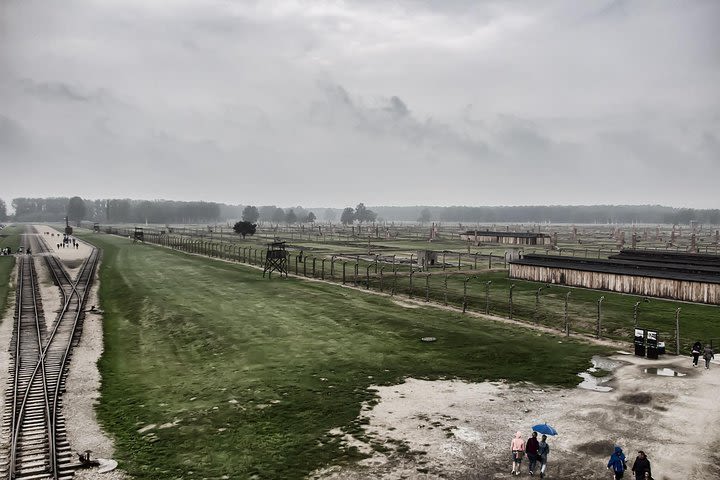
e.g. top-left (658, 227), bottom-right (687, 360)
top-left (691, 340), bottom-right (703, 367)
top-left (55, 235), bottom-right (79, 250)
top-left (703, 345), bottom-right (715, 369)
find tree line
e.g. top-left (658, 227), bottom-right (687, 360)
top-left (4, 197), bottom-right (718, 225)
top-left (371, 205), bottom-right (720, 225)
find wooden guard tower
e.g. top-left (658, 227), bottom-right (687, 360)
top-left (263, 241), bottom-right (288, 278)
top-left (133, 227), bottom-right (144, 243)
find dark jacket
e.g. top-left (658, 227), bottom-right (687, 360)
top-left (704, 346), bottom-right (715, 361)
top-left (608, 447), bottom-right (626, 472)
top-left (692, 342), bottom-right (702, 354)
top-left (525, 436), bottom-right (539, 455)
top-left (537, 440), bottom-right (549, 461)
top-left (631, 455), bottom-right (651, 479)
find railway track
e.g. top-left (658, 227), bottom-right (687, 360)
top-left (0, 228), bottom-right (99, 479)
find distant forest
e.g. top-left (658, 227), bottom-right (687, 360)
top-left (370, 205), bottom-right (720, 224)
top-left (4, 197), bottom-right (719, 225)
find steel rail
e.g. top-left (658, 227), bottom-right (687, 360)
top-left (9, 238), bottom-right (54, 479)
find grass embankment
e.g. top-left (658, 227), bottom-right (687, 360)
top-left (85, 233), bottom-right (610, 479)
top-left (0, 225), bottom-right (22, 316)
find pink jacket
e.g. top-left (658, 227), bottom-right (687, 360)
top-left (511, 431), bottom-right (525, 451)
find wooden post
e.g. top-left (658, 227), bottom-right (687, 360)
top-left (463, 277), bottom-right (470, 313)
top-left (321, 259), bottom-right (326, 280)
top-left (342, 262), bottom-right (347, 284)
top-left (463, 275), bottom-right (475, 313)
top-left (534, 287), bottom-right (543, 323)
top-left (425, 274), bottom-right (430, 302)
top-left (564, 291), bottom-right (571, 336)
top-left (633, 302), bottom-right (640, 327)
top-left (509, 284), bottom-right (515, 319)
top-left (444, 275), bottom-right (448, 305)
top-left (379, 267), bottom-right (385, 292)
top-left (392, 267), bottom-right (397, 296)
top-left (366, 264), bottom-right (372, 290)
top-left (485, 281), bottom-right (492, 314)
top-left (675, 307), bottom-right (681, 355)
top-left (597, 296), bottom-right (605, 339)
top-left (354, 262), bottom-right (359, 286)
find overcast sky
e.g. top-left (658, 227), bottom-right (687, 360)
top-left (1, 0), bottom-right (718, 209)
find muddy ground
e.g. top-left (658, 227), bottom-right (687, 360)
top-left (313, 353), bottom-right (720, 479)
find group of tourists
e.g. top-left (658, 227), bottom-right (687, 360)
top-left (0, 247), bottom-right (29, 255)
top-left (510, 431), bottom-right (550, 477)
top-left (691, 340), bottom-right (715, 369)
top-left (56, 234), bottom-right (79, 250)
top-left (608, 446), bottom-right (653, 480)
top-left (510, 434), bottom-right (657, 478)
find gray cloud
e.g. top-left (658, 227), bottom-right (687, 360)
top-left (0, 115), bottom-right (28, 152)
top-left (20, 80), bottom-right (98, 103)
top-left (0, 0), bottom-right (718, 208)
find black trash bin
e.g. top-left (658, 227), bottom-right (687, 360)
top-left (646, 330), bottom-right (659, 359)
top-left (634, 328), bottom-right (646, 357)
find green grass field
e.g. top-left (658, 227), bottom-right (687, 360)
top-left (82, 233), bottom-right (610, 479)
top-left (0, 225), bottom-right (21, 317)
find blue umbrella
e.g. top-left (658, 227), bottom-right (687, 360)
top-left (532, 423), bottom-right (558, 436)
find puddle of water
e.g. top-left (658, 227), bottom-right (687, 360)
top-left (576, 355), bottom-right (620, 392)
top-left (577, 372), bottom-right (613, 392)
top-left (591, 355), bottom-right (623, 371)
top-left (643, 367), bottom-right (686, 377)
top-left (452, 426), bottom-right (482, 443)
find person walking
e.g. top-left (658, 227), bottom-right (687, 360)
top-left (691, 341), bottom-right (702, 367)
top-left (537, 434), bottom-right (550, 478)
top-left (607, 446), bottom-right (627, 479)
top-left (525, 431), bottom-right (539, 475)
top-left (703, 345), bottom-right (715, 369)
top-left (631, 450), bottom-right (651, 480)
top-left (510, 431), bottom-right (525, 476)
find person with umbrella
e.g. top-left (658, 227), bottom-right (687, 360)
top-left (531, 424), bottom-right (556, 478)
top-left (537, 434), bottom-right (550, 478)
